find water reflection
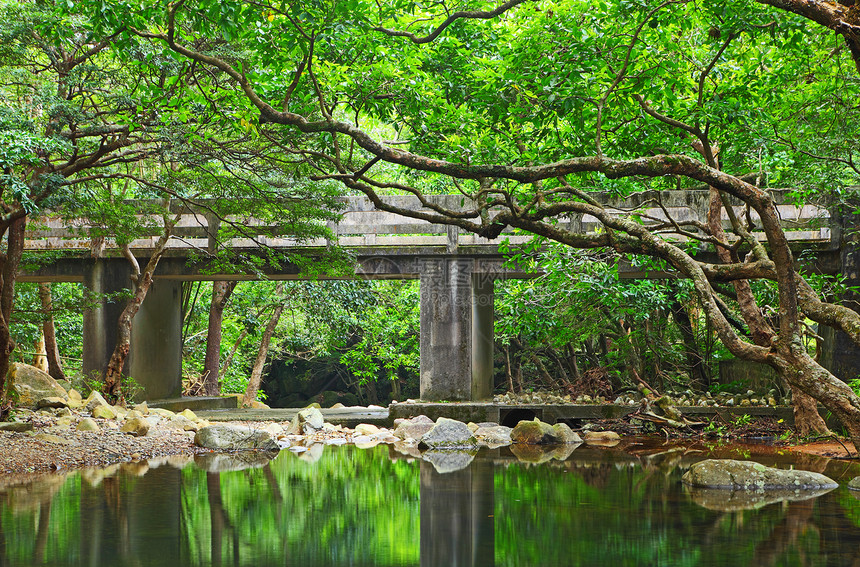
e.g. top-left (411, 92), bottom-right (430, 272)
top-left (420, 459), bottom-right (494, 567)
top-left (1, 442), bottom-right (860, 566)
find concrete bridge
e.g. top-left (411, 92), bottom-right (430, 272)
top-left (18, 191), bottom-right (852, 401)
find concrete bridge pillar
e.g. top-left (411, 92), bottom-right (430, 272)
top-left (419, 258), bottom-right (494, 401)
top-left (820, 199), bottom-right (860, 382)
top-left (83, 258), bottom-right (182, 401)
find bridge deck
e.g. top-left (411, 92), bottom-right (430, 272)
top-left (22, 191), bottom-right (834, 255)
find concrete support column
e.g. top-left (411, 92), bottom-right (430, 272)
top-left (471, 275), bottom-right (494, 401)
top-left (83, 258), bottom-right (182, 401)
top-left (419, 258), bottom-right (494, 401)
top-left (127, 279), bottom-right (183, 400)
top-left (82, 258), bottom-right (130, 381)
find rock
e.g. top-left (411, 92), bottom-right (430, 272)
top-left (34, 433), bottom-right (74, 445)
top-left (68, 388), bottom-right (82, 403)
top-left (120, 418), bottom-right (150, 436)
top-left (305, 402), bottom-right (321, 409)
top-left (354, 423), bottom-right (381, 436)
top-left (682, 459), bottom-right (838, 490)
top-left (134, 401), bottom-right (149, 415)
top-left (0, 421), bottom-right (33, 432)
top-left (249, 400), bottom-right (270, 409)
top-left (511, 419), bottom-right (557, 445)
top-left (473, 425), bottom-right (513, 448)
top-left (420, 417), bottom-right (478, 449)
top-left (394, 415), bottom-right (435, 441)
top-left (330, 402), bottom-right (345, 409)
top-left (194, 424), bottom-right (279, 451)
top-left (848, 477), bottom-right (860, 491)
top-left (149, 408), bottom-right (176, 418)
top-left (422, 450), bottom-right (477, 474)
top-left (552, 423), bottom-right (583, 444)
top-left (56, 416), bottom-right (74, 428)
top-left (91, 405), bottom-right (118, 420)
top-left (262, 422), bottom-right (284, 436)
top-left (126, 409), bottom-right (144, 420)
top-left (77, 418), bottom-right (100, 432)
top-left (83, 391), bottom-right (110, 412)
top-left (179, 408), bottom-right (199, 421)
top-left (37, 397), bottom-right (69, 409)
top-left (167, 415), bottom-right (199, 432)
top-left (9, 363), bottom-right (68, 409)
top-left (284, 407), bottom-right (325, 435)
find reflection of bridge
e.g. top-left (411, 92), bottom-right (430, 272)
top-left (19, 191), bottom-right (856, 401)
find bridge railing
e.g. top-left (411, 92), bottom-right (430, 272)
top-left (22, 190), bottom-right (833, 253)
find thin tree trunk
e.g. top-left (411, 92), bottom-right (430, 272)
top-left (104, 211), bottom-right (180, 402)
top-left (243, 284), bottom-right (285, 406)
top-left (32, 333), bottom-right (48, 372)
top-left (220, 329), bottom-right (248, 382)
top-left (566, 343), bottom-right (581, 381)
top-left (201, 281), bottom-right (237, 396)
top-left (503, 345), bottom-right (515, 393)
top-left (38, 283), bottom-right (66, 381)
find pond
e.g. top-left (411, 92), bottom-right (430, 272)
top-left (1, 440), bottom-right (860, 566)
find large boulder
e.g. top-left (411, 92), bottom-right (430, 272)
top-left (682, 459), bottom-right (838, 490)
top-left (9, 363), bottom-right (67, 409)
top-left (420, 417), bottom-right (478, 449)
top-left (195, 424), bottom-right (279, 451)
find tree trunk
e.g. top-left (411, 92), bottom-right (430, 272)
top-left (37, 283), bottom-right (66, 381)
top-left (503, 345), bottom-right (515, 393)
top-left (243, 284), bottom-right (285, 406)
top-left (104, 211), bottom-right (180, 403)
top-left (0, 218), bottom-right (26, 408)
top-left (697, 143), bottom-right (828, 433)
top-left (201, 281), bottom-right (237, 396)
top-left (790, 385), bottom-right (831, 436)
top-left (32, 333), bottom-right (48, 372)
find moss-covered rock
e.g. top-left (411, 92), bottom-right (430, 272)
top-left (682, 459), bottom-right (837, 490)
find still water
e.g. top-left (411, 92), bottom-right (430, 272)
top-left (1, 441), bottom-right (860, 567)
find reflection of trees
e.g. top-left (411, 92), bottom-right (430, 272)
top-left (206, 472), bottom-right (238, 567)
top-left (8, 446), bottom-right (860, 565)
top-left (750, 500), bottom-right (815, 567)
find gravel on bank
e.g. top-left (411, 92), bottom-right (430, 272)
top-left (0, 411), bottom-right (211, 474)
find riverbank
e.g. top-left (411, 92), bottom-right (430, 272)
top-left (0, 403), bottom-right (854, 476)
